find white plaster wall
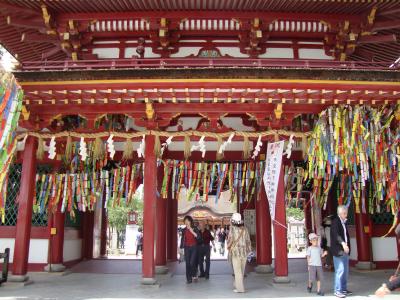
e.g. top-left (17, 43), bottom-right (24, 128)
top-left (92, 48), bottom-right (120, 59)
top-left (0, 238), bottom-right (15, 262)
top-left (259, 48), bottom-right (294, 59)
top-left (171, 47), bottom-right (202, 57)
top-left (349, 237), bottom-right (358, 261)
top-left (63, 239), bottom-right (82, 262)
top-left (0, 238), bottom-right (48, 263)
top-left (372, 237), bottom-right (398, 261)
top-left (298, 48), bottom-right (333, 60)
top-left (218, 47), bottom-right (249, 58)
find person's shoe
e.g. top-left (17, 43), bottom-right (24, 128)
top-left (199, 274), bottom-right (205, 278)
top-left (307, 284), bottom-right (313, 293)
top-left (205, 275), bottom-right (209, 280)
top-left (334, 292), bottom-right (346, 298)
top-left (233, 289), bottom-right (239, 293)
top-left (343, 290), bottom-right (353, 296)
top-left (186, 280), bottom-right (192, 284)
top-left (317, 291), bottom-right (325, 296)
top-left (192, 277), bottom-right (198, 282)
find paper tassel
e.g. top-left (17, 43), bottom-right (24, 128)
top-left (216, 136), bottom-right (223, 160)
top-left (36, 137), bottom-right (44, 160)
top-left (154, 134), bottom-right (161, 158)
top-left (107, 134), bottom-right (116, 159)
top-left (184, 136), bottom-right (191, 160)
top-left (251, 135), bottom-right (262, 159)
top-left (93, 137), bottom-right (105, 161)
top-left (48, 136), bottom-right (56, 160)
top-left (301, 136), bottom-right (307, 160)
top-left (242, 136), bottom-right (250, 159)
top-left (122, 138), bottom-right (134, 160)
top-left (136, 135), bottom-right (145, 158)
top-left (65, 135), bottom-right (72, 161)
top-left (285, 134), bottom-right (295, 158)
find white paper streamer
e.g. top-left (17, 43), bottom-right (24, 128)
top-left (48, 136), bottom-right (56, 159)
top-left (191, 135), bottom-right (206, 158)
top-left (107, 134), bottom-right (115, 159)
top-left (218, 133), bottom-right (235, 154)
top-left (285, 134), bottom-right (295, 158)
top-left (136, 135), bottom-right (145, 158)
top-left (160, 135), bottom-right (173, 157)
top-left (79, 137), bottom-right (88, 161)
top-left (251, 135), bottom-right (263, 159)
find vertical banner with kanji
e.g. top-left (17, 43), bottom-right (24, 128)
top-left (263, 141), bottom-right (284, 220)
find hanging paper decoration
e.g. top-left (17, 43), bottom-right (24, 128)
top-left (251, 135), bottom-right (262, 159)
top-left (160, 135), bottom-right (173, 157)
top-left (79, 137), bottom-right (88, 161)
top-left (191, 135), bottom-right (206, 158)
top-left (107, 134), bottom-right (116, 159)
top-left (218, 133), bottom-right (235, 157)
top-left (34, 163), bottom-right (143, 218)
top-left (284, 134), bottom-right (294, 159)
top-left (48, 136), bottom-right (56, 160)
top-left (137, 135), bottom-right (145, 158)
top-left (306, 105), bottom-right (400, 222)
top-left (0, 70), bottom-right (23, 223)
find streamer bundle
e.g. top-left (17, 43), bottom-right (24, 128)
top-left (0, 71), bottom-right (23, 223)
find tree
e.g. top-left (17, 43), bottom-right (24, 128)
top-left (286, 207), bottom-right (304, 221)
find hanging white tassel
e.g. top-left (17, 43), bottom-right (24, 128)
top-left (79, 137), bottom-right (88, 161)
top-left (107, 134), bottom-right (116, 159)
top-left (48, 136), bottom-right (57, 160)
top-left (137, 135), bottom-right (145, 158)
top-left (285, 134), bottom-right (295, 158)
top-left (218, 132), bottom-right (235, 154)
top-left (251, 135), bottom-right (263, 159)
top-left (160, 135), bottom-right (173, 157)
top-left (191, 135), bottom-right (206, 158)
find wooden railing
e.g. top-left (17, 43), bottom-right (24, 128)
top-left (18, 58), bottom-right (398, 71)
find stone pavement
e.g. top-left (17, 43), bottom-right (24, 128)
top-left (0, 259), bottom-right (399, 300)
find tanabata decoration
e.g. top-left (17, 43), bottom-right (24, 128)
top-left (33, 163), bottom-right (143, 218)
top-left (0, 70), bottom-right (23, 223)
top-left (160, 160), bottom-right (265, 204)
top-left (306, 105), bottom-right (399, 233)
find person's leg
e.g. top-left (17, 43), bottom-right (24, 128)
top-left (198, 246), bottom-right (205, 276)
top-left (240, 257), bottom-right (247, 291)
top-left (232, 256), bottom-right (245, 292)
top-left (333, 256), bottom-right (345, 294)
top-left (342, 255), bottom-right (349, 292)
top-left (387, 276), bottom-right (400, 291)
top-left (185, 247), bottom-right (192, 282)
top-left (205, 245), bottom-right (211, 278)
top-left (190, 246), bottom-right (199, 279)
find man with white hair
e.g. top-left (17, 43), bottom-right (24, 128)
top-left (330, 205), bottom-right (352, 298)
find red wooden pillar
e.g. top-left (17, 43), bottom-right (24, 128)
top-left (45, 199), bottom-right (66, 272)
top-left (304, 198), bottom-right (313, 236)
top-left (273, 165), bottom-right (290, 283)
top-left (155, 165), bottom-right (168, 273)
top-left (255, 181), bottom-right (273, 273)
top-left (100, 203), bottom-right (108, 257)
top-left (10, 136), bottom-right (38, 282)
top-left (142, 134), bottom-right (157, 284)
top-left (166, 175), bottom-right (178, 261)
top-left (354, 212), bottom-right (374, 269)
top-left (81, 211), bottom-right (94, 259)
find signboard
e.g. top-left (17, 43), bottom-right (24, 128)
top-left (243, 209), bottom-right (256, 235)
top-left (263, 141), bottom-right (284, 220)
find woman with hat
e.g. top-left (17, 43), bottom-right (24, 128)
top-left (227, 212), bottom-right (252, 293)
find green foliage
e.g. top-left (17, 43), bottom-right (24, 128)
top-left (286, 207), bottom-right (304, 221)
top-left (107, 194), bottom-right (143, 231)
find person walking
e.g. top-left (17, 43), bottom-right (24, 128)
top-left (198, 221), bottom-right (215, 279)
top-left (180, 215), bottom-right (202, 284)
top-left (307, 233), bottom-right (328, 296)
top-left (218, 227), bottom-right (227, 256)
top-left (330, 205), bottom-right (352, 298)
top-left (135, 228), bottom-right (143, 256)
top-left (227, 213), bottom-right (251, 293)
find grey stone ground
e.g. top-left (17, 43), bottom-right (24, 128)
top-left (0, 260), bottom-right (399, 300)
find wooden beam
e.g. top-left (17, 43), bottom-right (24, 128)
top-left (7, 16), bottom-right (45, 30)
top-left (358, 34), bottom-right (397, 44)
top-left (372, 20), bottom-right (400, 31)
top-left (0, 1), bottom-right (41, 16)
